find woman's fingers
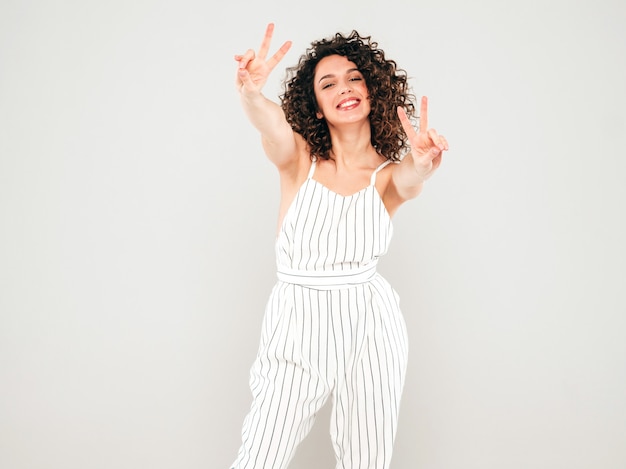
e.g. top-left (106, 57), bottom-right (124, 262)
top-left (397, 106), bottom-right (418, 140)
top-left (237, 67), bottom-right (251, 85)
top-left (236, 49), bottom-right (256, 69)
top-left (439, 135), bottom-right (449, 151)
top-left (257, 23), bottom-right (275, 60)
top-left (431, 153), bottom-right (443, 172)
top-left (235, 24), bottom-right (291, 74)
top-left (398, 97), bottom-right (447, 180)
top-left (257, 23), bottom-right (292, 70)
top-left (398, 97), bottom-right (429, 138)
top-left (267, 40), bottom-right (292, 71)
top-left (427, 128), bottom-right (448, 151)
top-left (399, 98), bottom-right (447, 162)
top-left (419, 96), bottom-right (428, 133)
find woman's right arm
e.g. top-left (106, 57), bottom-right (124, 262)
top-left (235, 24), bottom-right (298, 168)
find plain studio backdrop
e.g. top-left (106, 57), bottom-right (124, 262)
top-left (1, 0), bottom-right (625, 468)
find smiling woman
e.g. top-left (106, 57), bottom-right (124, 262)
top-left (230, 23), bottom-right (448, 469)
top-left (314, 56), bottom-right (369, 122)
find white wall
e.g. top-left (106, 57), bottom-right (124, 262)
top-left (1, 1), bottom-right (625, 468)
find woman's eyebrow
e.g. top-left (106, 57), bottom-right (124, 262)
top-left (318, 68), bottom-right (360, 84)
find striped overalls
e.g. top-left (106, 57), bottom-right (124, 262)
top-left (231, 158), bottom-right (409, 469)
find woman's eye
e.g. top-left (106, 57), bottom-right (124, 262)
top-left (322, 83), bottom-right (334, 89)
top-left (349, 76), bottom-right (363, 82)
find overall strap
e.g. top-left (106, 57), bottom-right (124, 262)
top-left (307, 157), bottom-right (317, 179)
top-left (370, 159), bottom-right (393, 185)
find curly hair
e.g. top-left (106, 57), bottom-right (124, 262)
top-left (280, 31), bottom-right (416, 161)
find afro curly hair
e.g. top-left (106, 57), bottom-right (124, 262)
top-left (280, 31), bottom-right (417, 161)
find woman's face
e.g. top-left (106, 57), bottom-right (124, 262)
top-left (313, 54), bottom-right (371, 126)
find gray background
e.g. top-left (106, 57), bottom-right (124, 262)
top-left (1, 0), bottom-right (625, 468)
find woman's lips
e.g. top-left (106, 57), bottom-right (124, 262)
top-left (337, 98), bottom-right (360, 110)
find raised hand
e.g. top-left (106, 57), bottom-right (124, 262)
top-left (397, 97), bottom-right (449, 183)
top-left (234, 23), bottom-right (292, 96)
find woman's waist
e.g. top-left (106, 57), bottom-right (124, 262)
top-left (276, 261), bottom-right (379, 288)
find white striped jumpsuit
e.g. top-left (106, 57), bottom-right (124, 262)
top-left (231, 158), bottom-right (409, 469)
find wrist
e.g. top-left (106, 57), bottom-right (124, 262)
top-left (240, 89), bottom-right (266, 106)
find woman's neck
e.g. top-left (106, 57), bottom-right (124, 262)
top-left (327, 123), bottom-right (379, 168)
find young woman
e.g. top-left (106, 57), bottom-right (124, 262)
top-left (231, 23), bottom-right (448, 469)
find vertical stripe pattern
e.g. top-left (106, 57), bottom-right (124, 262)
top-left (231, 160), bottom-right (409, 469)
top-left (276, 161), bottom-right (393, 275)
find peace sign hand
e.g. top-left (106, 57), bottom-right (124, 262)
top-left (234, 23), bottom-right (292, 97)
top-left (397, 96), bottom-right (449, 183)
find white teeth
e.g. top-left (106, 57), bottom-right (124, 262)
top-left (338, 99), bottom-right (358, 109)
